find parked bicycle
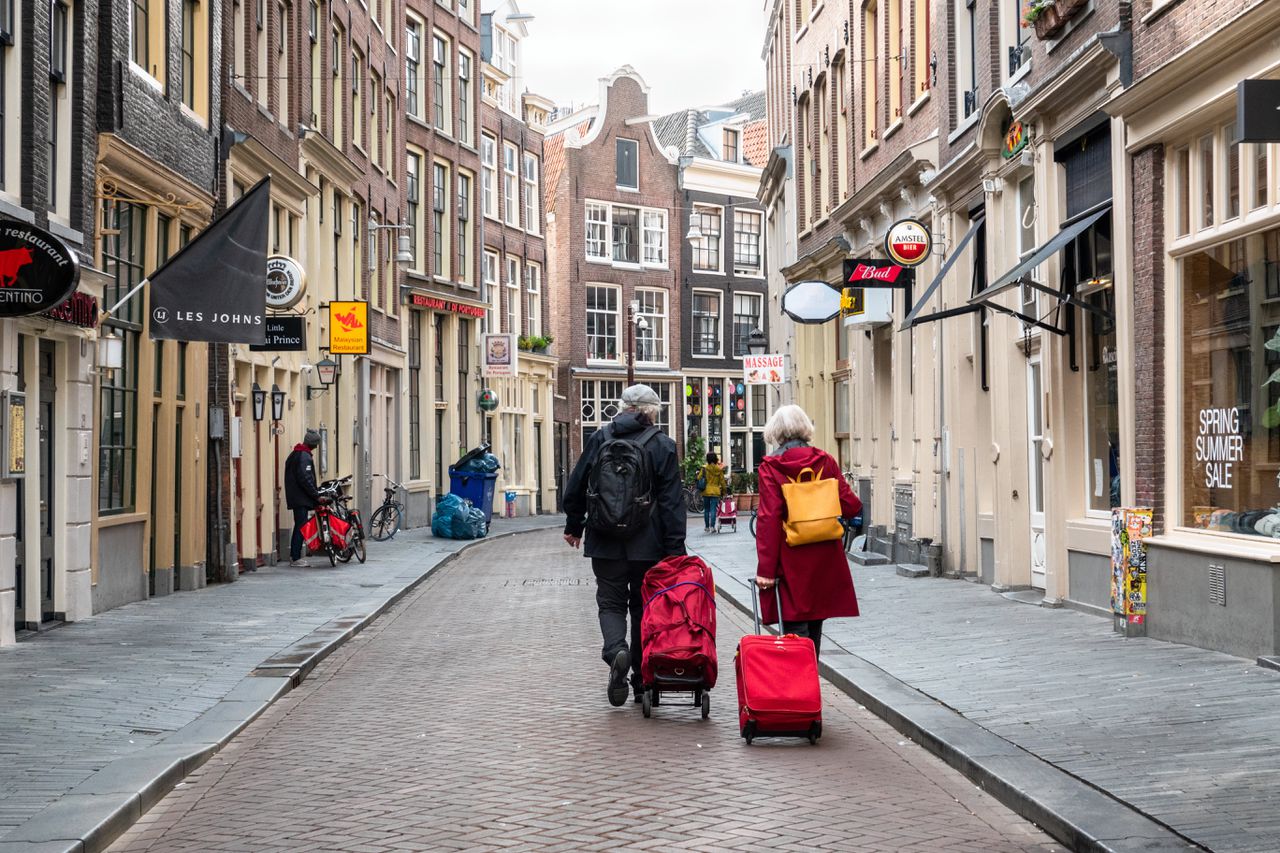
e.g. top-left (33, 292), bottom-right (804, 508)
top-left (683, 482), bottom-right (703, 515)
top-left (368, 475), bottom-right (405, 541)
top-left (317, 476), bottom-right (367, 565)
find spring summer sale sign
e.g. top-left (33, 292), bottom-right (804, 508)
top-left (328, 301), bottom-right (369, 355)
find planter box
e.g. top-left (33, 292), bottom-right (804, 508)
top-left (737, 493), bottom-right (759, 512)
top-left (1033, 5), bottom-right (1065, 38)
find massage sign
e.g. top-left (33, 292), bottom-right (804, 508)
top-left (0, 221), bottom-right (80, 317)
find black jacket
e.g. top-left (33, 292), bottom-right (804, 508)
top-left (284, 444), bottom-right (322, 510)
top-left (563, 412), bottom-right (686, 561)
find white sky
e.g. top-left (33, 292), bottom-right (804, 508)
top-left (514, 0), bottom-right (767, 116)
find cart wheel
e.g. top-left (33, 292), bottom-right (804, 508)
top-left (701, 693), bottom-right (710, 719)
top-left (641, 690), bottom-right (652, 718)
top-left (652, 689), bottom-right (660, 707)
top-left (693, 688), bottom-right (702, 707)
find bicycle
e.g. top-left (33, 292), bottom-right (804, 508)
top-left (318, 476), bottom-right (366, 565)
top-left (368, 475), bottom-right (405, 541)
top-left (683, 482), bottom-right (704, 515)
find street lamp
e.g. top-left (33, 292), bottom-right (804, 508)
top-left (368, 217), bottom-right (415, 271)
top-left (747, 327), bottom-right (768, 355)
top-left (316, 357), bottom-right (339, 386)
top-left (685, 222), bottom-right (704, 242)
top-left (626, 300), bottom-right (650, 385)
top-left (251, 382), bottom-right (266, 422)
top-left (97, 329), bottom-right (124, 374)
top-left (270, 383), bottom-right (285, 422)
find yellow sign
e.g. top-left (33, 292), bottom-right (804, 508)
top-left (840, 287), bottom-right (865, 319)
top-left (328, 301), bottom-right (369, 354)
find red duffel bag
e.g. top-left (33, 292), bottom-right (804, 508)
top-left (640, 555), bottom-right (718, 689)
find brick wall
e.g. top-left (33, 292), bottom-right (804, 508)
top-left (1131, 145), bottom-right (1166, 531)
top-left (1132, 0), bottom-right (1257, 79)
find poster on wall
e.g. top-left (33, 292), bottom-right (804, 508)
top-left (481, 333), bottom-right (517, 378)
top-left (744, 353), bottom-right (786, 385)
top-left (2, 390), bottom-right (25, 479)
top-left (1111, 507), bottom-right (1153, 623)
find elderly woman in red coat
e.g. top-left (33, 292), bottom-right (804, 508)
top-left (755, 404), bottom-right (862, 657)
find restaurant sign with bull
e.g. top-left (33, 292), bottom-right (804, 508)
top-left (0, 220), bottom-right (80, 318)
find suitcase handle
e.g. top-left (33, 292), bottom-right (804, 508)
top-left (750, 580), bottom-right (785, 636)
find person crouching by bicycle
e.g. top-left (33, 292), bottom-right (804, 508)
top-left (284, 429), bottom-right (326, 567)
top-left (698, 452), bottom-right (725, 533)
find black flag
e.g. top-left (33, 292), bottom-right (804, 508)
top-left (149, 177), bottom-right (270, 343)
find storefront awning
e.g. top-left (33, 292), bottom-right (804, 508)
top-left (969, 205), bottom-right (1110, 306)
top-left (900, 218), bottom-right (983, 331)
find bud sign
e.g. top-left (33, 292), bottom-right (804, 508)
top-left (884, 218), bottom-right (932, 267)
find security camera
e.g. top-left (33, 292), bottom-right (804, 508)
top-left (301, 363), bottom-right (314, 373)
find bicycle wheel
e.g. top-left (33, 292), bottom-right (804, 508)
top-left (349, 512), bottom-right (368, 564)
top-left (749, 511), bottom-right (757, 538)
top-left (368, 504), bottom-right (401, 541)
top-left (684, 487), bottom-right (702, 514)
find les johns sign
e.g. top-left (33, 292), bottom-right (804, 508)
top-left (0, 221), bottom-right (80, 317)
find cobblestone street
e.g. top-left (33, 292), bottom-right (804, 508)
top-left (107, 530), bottom-right (1056, 852)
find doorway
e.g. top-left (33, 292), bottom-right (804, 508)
top-left (534, 422), bottom-right (544, 514)
top-left (554, 422), bottom-right (568, 513)
top-left (174, 407), bottom-right (184, 575)
top-left (37, 340), bottom-right (56, 621)
top-left (149, 402), bottom-right (161, 595)
top-left (1027, 356), bottom-right (1047, 590)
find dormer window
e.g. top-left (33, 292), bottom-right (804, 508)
top-left (724, 128), bottom-right (740, 163)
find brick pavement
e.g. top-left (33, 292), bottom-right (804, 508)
top-left (688, 529), bottom-right (1280, 853)
top-left (0, 516), bottom-right (563, 842)
top-left (107, 530), bottom-right (1057, 852)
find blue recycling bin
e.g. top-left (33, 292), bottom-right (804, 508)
top-left (448, 467), bottom-right (498, 525)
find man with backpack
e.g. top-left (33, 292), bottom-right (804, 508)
top-left (563, 384), bottom-right (686, 707)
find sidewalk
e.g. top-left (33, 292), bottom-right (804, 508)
top-left (689, 530), bottom-right (1278, 853)
top-left (0, 515), bottom-right (562, 852)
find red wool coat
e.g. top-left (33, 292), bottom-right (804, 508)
top-left (755, 446), bottom-right (862, 625)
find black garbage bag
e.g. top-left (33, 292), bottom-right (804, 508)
top-left (458, 452), bottom-right (500, 474)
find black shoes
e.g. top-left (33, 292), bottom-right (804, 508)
top-left (607, 649), bottom-right (630, 707)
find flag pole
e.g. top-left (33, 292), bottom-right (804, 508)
top-left (99, 277), bottom-right (149, 324)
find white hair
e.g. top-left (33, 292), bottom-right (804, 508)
top-left (625, 402), bottom-right (661, 422)
top-left (763, 404), bottom-right (815, 447)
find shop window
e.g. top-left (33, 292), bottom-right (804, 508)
top-left (706, 380), bottom-right (724, 457)
top-left (457, 319), bottom-right (470, 450)
top-left (581, 380), bottom-right (623, 444)
top-left (1198, 133), bottom-right (1215, 231)
top-left (1175, 146), bottom-right (1191, 238)
top-left (99, 200), bottom-right (144, 513)
top-left (1225, 122), bottom-right (1241, 222)
top-left (686, 379), bottom-right (704, 445)
top-left (1181, 227), bottom-right (1280, 537)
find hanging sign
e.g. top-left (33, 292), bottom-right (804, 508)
top-left (408, 292), bottom-right (487, 317)
top-left (265, 255), bottom-right (306, 309)
top-left (744, 353), bottom-right (786, 385)
top-left (1238, 79), bottom-right (1280, 143)
top-left (481, 333), bottom-right (517, 377)
top-left (0, 221), bottom-right (81, 318)
top-left (478, 388), bottom-right (500, 412)
top-left (884, 219), bottom-right (932, 267)
top-left (327, 300), bottom-right (369, 354)
top-left (1002, 119), bottom-right (1028, 159)
top-left (782, 279), bottom-right (842, 324)
top-left (250, 315), bottom-right (307, 351)
top-left (843, 287), bottom-right (895, 327)
top-left (844, 258), bottom-right (915, 289)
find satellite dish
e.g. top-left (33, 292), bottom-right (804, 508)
top-left (782, 279), bottom-right (841, 324)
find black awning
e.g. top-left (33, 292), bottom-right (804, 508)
top-left (969, 205), bottom-right (1110, 305)
top-left (900, 218), bottom-right (982, 331)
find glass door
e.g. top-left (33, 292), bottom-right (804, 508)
top-left (1027, 356), bottom-right (1047, 589)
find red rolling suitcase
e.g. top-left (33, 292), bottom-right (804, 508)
top-left (735, 583), bottom-right (822, 745)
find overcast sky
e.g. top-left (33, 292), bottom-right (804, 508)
top-left (514, 0), bottom-right (767, 116)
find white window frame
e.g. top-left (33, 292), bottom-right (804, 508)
top-left (505, 255), bottom-right (520, 334)
top-left (482, 248), bottom-right (499, 333)
top-left (585, 202), bottom-right (609, 261)
top-left (634, 287), bottom-right (668, 366)
top-left (616, 137), bottom-right (639, 190)
top-left (732, 209), bottom-right (762, 276)
top-left (406, 147), bottom-right (425, 273)
top-left (502, 141), bottom-right (520, 226)
top-left (731, 291), bottom-right (763, 359)
top-left (691, 288), bottom-right (723, 358)
top-left (525, 260), bottom-right (542, 337)
top-left (405, 17), bottom-right (422, 119)
top-left (642, 209), bottom-right (667, 267)
top-left (585, 283), bottom-right (622, 364)
top-left (481, 133), bottom-right (497, 220)
top-left (432, 31), bottom-right (451, 133)
top-left (457, 48), bottom-right (473, 144)
top-left (522, 151), bottom-right (540, 235)
top-left (691, 203), bottom-right (723, 273)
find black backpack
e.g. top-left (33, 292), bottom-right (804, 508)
top-left (586, 424), bottom-right (661, 534)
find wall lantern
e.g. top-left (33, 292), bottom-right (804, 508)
top-left (98, 329), bottom-right (124, 372)
top-left (316, 357), bottom-right (339, 386)
top-left (270, 383), bottom-right (285, 422)
top-left (251, 382), bottom-right (266, 422)
top-left (747, 328), bottom-right (768, 355)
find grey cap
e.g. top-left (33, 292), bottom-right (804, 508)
top-left (621, 384), bottom-right (661, 407)
top-left (304, 428), bottom-right (321, 447)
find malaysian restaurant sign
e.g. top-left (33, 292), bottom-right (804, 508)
top-left (328, 301), bottom-right (369, 354)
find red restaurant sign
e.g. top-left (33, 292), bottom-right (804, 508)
top-left (408, 292), bottom-right (487, 317)
top-left (43, 290), bottom-right (98, 328)
top-left (843, 258), bottom-right (914, 289)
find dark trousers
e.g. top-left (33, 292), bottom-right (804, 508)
top-left (782, 619), bottom-right (825, 659)
top-left (703, 496), bottom-right (717, 530)
top-left (290, 507), bottom-right (311, 560)
top-left (592, 558), bottom-right (652, 688)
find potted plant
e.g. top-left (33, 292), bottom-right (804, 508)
top-left (1023, 0), bottom-right (1063, 39)
top-left (731, 471), bottom-right (760, 510)
top-left (517, 335), bottom-right (533, 352)
top-left (532, 334), bottom-right (554, 354)
top-left (681, 434), bottom-right (707, 487)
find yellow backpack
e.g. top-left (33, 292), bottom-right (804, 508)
top-left (780, 466), bottom-right (844, 546)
